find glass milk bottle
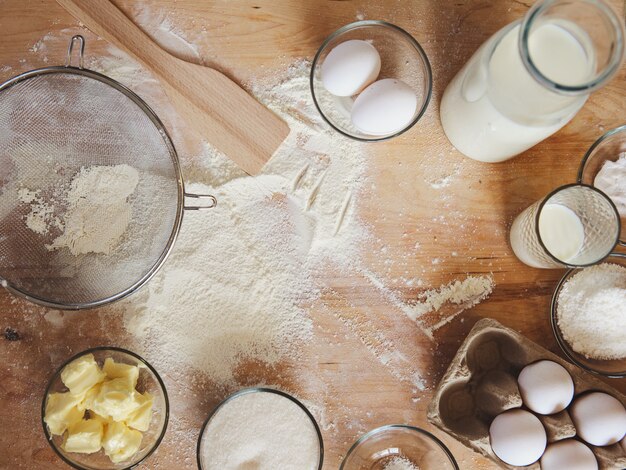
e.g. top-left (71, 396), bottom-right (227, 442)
top-left (440, 0), bottom-right (625, 163)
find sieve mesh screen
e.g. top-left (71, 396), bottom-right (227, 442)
top-left (0, 70), bottom-right (181, 308)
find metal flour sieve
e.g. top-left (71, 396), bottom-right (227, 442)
top-left (0, 36), bottom-right (216, 310)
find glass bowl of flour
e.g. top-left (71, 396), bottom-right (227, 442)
top-left (551, 253), bottom-right (626, 377)
top-left (340, 424), bottom-right (458, 470)
top-left (578, 125), bottom-right (626, 245)
top-left (197, 388), bottom-right (323, 470)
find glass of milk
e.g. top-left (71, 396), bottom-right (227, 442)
top-left (440, 0), bottom-right (625, 163)
top-left (510, 184), bottom-right (620, 268)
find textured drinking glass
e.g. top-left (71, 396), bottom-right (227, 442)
top-left (510, 184), bottom-right (620, 268)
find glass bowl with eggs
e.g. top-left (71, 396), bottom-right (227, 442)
top-left (41, 347), bottom-right (169, 470)
top-left (339, 424), bottom-right (459, 470)
top-left (310, 20), bottom-right (432, 141)
top-left (578, 125), bottom-right (626, 245)
top-left (551, 253), bottom-right (626, 378)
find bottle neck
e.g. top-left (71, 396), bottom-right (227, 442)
top-left (519, 0), bottom-right (625, 96)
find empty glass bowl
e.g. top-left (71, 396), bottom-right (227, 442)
top-left (340, 424), bottom-right (459, 470)
top-left (310, 20), bottom-right (432, 141)
top-left (197, 387), bottom-right (324, 470)
top-left (551, 253), bottom-right (626, 378)
top-left (578, 124), bottom-right (626, 245)
top-left (42, 347), bottom-right (169, 470)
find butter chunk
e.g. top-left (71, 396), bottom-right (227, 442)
top-left (78, 383), bottom-right (102, 412)
top-left (125, 392), bottom-right (153, 432)
top-left (61, 354), bottom-right (106, 396)
top-left (103, 421), bottom-right (143, 464)
top-left (103, 358), bottom-right (139, 389)
top-left (91, 378), bottom-right (142, 422)
top-left (62, 419), bottom-right (103, 454)
top-left (44, 392), bottom-right (84, 436)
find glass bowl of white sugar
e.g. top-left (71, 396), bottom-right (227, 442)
top-left (551, 253), bottom-right (626, 377)
top-left (340, 424), bottom-right (458, 470)
top-left (197, 388), bottom-right (323, 470)
top-left (578, 125), bottom-right (626, 245)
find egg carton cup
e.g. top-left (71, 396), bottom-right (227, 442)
top-left (427, 318), bottom-right (626, 469)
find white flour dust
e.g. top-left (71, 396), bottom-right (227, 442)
top-left (47, 165), bottom-right (139, 255)
top-left (122, 61), bottom-right (370, 385)
top-left (383, 456), bottom-right (421, 470)
top-left (19, 164), bottom-right (139, 255)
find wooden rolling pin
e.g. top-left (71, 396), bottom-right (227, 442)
top-left (57, 0), bottom-right (289, 175)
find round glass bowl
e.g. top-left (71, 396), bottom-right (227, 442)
top-left (310, 20), bottom-right (432, 141)
top-left (197, 388), bottom-right (324, 470)
top-left (578, 125), bottom-right (626, 245)
top-left (551, 253), bottom-right (626, 378)
top-left (340, 425), bottom-right (459, 470)
top-left (42, 347), bottom-right (169, 470)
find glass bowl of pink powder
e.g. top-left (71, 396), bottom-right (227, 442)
top-left (551, 253), bottom-right (626, 378)
top-left (340, 424), bottom-right (458, 470)
top-left (578, 125), bottom-right (626, 246)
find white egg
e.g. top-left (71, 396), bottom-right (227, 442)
top-left (321, 39), bottom-right (381, 97)
top-left (351, 79), bottom-right (418, 136)
top-left (489, 409), bottom-right (547, 466)
top-left (517, 360), bottom-right (574, 415)
top-left (570, 392), bottom-right (626, 446)
top-left (540, 439), bottom-right (598, 470)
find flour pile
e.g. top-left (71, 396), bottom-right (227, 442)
top-left (123, 61), bottom-right (369, 385)
top-left (48, 165), bottom-right (139, 255)
top-left (383, 456), bottom-right (421, 470)
top-left (20, 164), bottom-right (139, 255)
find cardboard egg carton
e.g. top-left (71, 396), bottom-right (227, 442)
top-left (427, 318), bottom-right (626, 469)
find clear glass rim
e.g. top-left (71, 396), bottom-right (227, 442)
top-left (578, 123), bottom-right (626, 182)
top-left (519, 0), bottom-right (625, 95)
top-left (339, 424), bottom-right (459, 470)
top-left (309, 20), bottom-right (433, 142)
top-left (196, 387), bottom-right (324, 470)
top-left (577, 124), bottom-right (626, 247)
top-left (41, 346), bottom-right (170, 470)
top-left (534, 182), bottom-right (621, 267)
top-left (550, 252), bottom-right (626, 378)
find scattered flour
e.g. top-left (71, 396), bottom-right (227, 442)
top-left (557, 262), bottom-right (626, 360)
top-left (410, 275), bottom-right (495, 338)
top-left (47, 165), bottom-right (139, 256)
top-left (383, 456), bottom-right (421, 470)
top-left (18, 188), bottom-right (59, 235)
top-left (122, 61), bottom-right (370, 385)
top-left (594, 152), bottom-right (626, 217)
top-left (198, 391), bottom-right (320, 469)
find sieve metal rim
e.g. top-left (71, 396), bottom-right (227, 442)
top-left (0, 35), bottom-right (215, 310)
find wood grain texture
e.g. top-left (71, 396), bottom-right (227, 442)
top-left (0, 1), bottom-right (624, 469)
top-left (56, 0), bottom-right (290, 175)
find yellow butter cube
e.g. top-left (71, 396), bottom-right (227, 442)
top-left (61, 354), bottom-right (106, 396)
top-left (102, 421), bottom-right (143, 464)
top-left (90, 378), bottom-right (142, 422)
top-left (125, 392), bottom-right (153, 432)
top-left (62, 419), bottom-right (103, 454)
top-left (44, 392), bottom-right (84, 436)
top-left (78, 383), bottom-right (102, 412)
top-left (88, 410), bottom-right (111, 428)
top-left (103, 358), bottom-right (139, 389)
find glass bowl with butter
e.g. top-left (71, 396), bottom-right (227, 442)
top-left (42, 347), bottom-right (169, 470)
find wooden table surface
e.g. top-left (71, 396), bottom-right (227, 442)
top-left (1, 1), bottom-right (625, 469)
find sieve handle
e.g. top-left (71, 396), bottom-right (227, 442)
top-left (184, 193), bottom-right (217, 211)
top-left (65, 35), bottom-right (85, 69)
